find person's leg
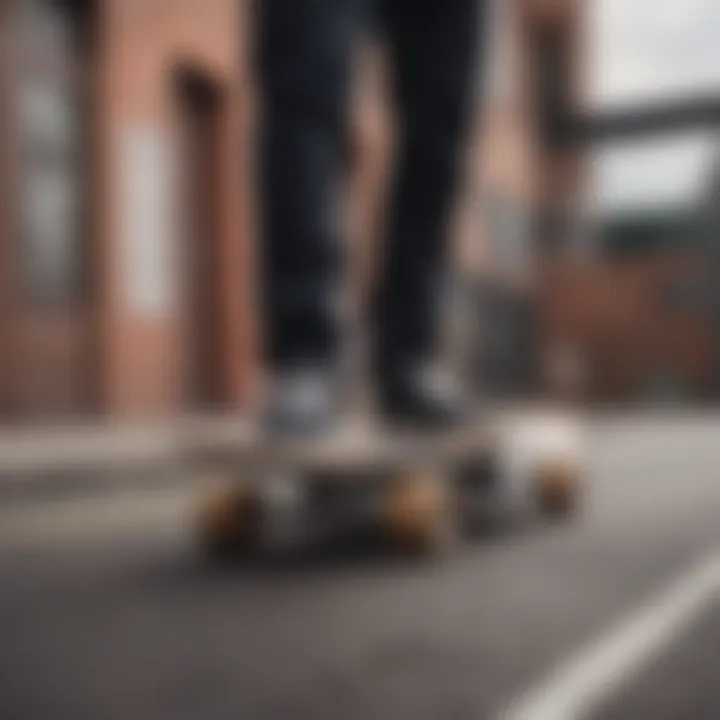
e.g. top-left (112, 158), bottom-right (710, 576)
top-left (373, 0), bottom-right (485, 421)
top-left (258, 0), bottom-right (373, 432)
top-left (258, 0), bottom-right (371, 370)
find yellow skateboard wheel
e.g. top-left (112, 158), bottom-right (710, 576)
top-left (196, 480), bottom-right (260, 557)
top-left (382, 471), bottom-right (456, 555)
top-left (535, 457), bottom-right (581, 518)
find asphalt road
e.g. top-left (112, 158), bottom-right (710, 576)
top-left (2, 415), bottom-right (720, 720)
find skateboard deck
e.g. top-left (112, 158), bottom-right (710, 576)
top-left (186, 414), bottom-right (496, 475)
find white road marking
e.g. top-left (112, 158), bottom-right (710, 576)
top-left (500, 553), bottom-right (720, 720)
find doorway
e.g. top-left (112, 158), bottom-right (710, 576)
top-left (175, 70), bottom-right (226, 410)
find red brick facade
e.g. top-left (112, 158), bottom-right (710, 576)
top-left (542, 254), bottom-right (717, 402)
top-left (1, 0), bottom-right (256, 420)
top-left (93, 0), bottom-right (255, 418)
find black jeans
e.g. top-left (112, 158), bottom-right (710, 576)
top-left (258, 0), bottom-right (484, 372)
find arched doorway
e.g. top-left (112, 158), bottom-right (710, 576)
top-left (174, 69), bottom-right (227, 411)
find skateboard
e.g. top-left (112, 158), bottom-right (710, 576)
top-left (188, 410), bottom-right (583, 558)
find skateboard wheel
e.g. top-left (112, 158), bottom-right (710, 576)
top-left (196, 480), bottom-right (262, 558)
top-left (382, 472), bottom-right (456, 555)
top-left (534, 457), bottom-right (581, 519)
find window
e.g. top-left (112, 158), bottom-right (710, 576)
top-left (484, 0), bottom-right (519, 103)
top-left (484, 193), bottom-right (531, 271)
top-left (532, 27), bottom-right (571, 151)
top-left (15, 0), bottom-right (87, 303)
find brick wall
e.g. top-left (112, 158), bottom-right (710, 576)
top-left (93, 0), bottom-right (253, 418)
top-left (541, 254), bottom-right (717, 402)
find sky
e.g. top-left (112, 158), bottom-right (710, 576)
top-left (590, 0), bottom-right (720, 214)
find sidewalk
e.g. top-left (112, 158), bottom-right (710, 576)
top-left (0, 416), bottom-right (252, 500)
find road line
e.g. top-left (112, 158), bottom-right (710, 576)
top-left (500, 553), bottom-right (720, 720)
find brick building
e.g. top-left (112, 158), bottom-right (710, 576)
top-left (0, 0), bottom-right (253, 420)
top-left (0, 0), bottom-right (584, 422)
top-left (541, 253), bottom-right (718, 403)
